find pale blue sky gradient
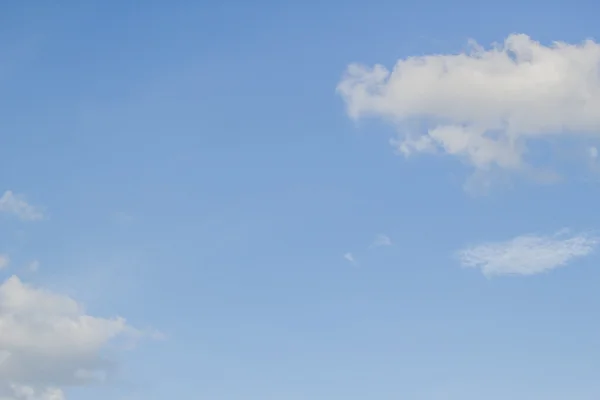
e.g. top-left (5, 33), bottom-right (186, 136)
top-left (2, 1), bottom-right (600, 399)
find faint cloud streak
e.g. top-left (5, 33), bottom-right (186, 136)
top-left (370, 234), bottom-right (392, 248)
top-left (0, 190), bottom-right (44, 221)
top-left (343, 252), bottom-right (358, 266)
top-left (0, 255), bottom-right (9, 270)
top-left (457, 230), bottom-right (598, 277)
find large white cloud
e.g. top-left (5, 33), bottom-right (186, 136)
top-left (337, 34), bottom-right (600, 185)
top-left (457, 230), bottom-right (598, 277)
top-left (0, 275), bottom-right (142, 400)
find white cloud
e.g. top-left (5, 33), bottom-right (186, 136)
top-left (0, 384), bottom-right (65, 400)
top-left (458, 230), bottom-right (598, 277)
top-left (343, 252), bottom-right (358, 266)
top-left (0, 192), bottom-right (43, 221)
top-left (0, 275), bottom-right (144, 399)
top-left (337, 34), bottom-right (600, 185)
top-left (370, 234), bottom-right (392, 248)
top-left (25, 261), bottom-right (39, 273)
top-left (0, 256), bottom-right (9, 270)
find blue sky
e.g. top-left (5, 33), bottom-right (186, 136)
top-left (1, 1), bottom-right (600, 399)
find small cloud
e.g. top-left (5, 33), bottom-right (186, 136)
top-left (0, 190), bottom-right (44, 221)
top-left (343, 252), bottom-right (358, 266)
top-left (588, 146), bottom-right (600, 176)
top-left (370, 234), bottom-right (392, 248)
top-left (27, 260), bottom-right (39, 272)
top-left (0, 255), bottom-right (9, 270)
top-left (112, 211), bottom-right (134, 225)
top-left (74, 368), bottom-right (107, 383)
top-left (457, 230), bottom-right (598, 277)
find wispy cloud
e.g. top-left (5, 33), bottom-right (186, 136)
top-left (0, 255), bottom-right (9, 270)
top-left (27, 260), bottom-right (39, 272)
top-left (112, 211), bottom-right (134, 225)
top-left (457, 230), bottom-right (598, 277)
top-left (0, 190), bottom-right (44, 221)
top-left (343, 252), bottom-right (358, 266)
top-left (370, 234), bottom-right (392, 248)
